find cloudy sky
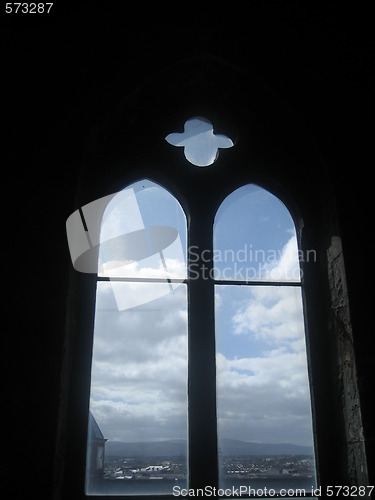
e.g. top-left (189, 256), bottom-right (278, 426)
top-left (88, 181), bottom-right (315, 453)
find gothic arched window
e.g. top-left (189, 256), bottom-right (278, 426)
top-left (81, 123), bottom-right (317, 496)
top-left (214, 184), bottom-right (316, 490)
top-left (62, 88), bottom-right (368, 498)
top-left (84, 180), bottom-right (189, 495)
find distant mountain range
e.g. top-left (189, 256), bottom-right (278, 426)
top-left (219, 439), bottom-right (313, 456)
top-left (105, 438), bottom-right (313, 458)
top-left (106, 439), bottom-right (187, 458)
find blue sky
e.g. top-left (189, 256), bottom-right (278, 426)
top-left (213, 184), bottom-right (299, 281)
top-left (88, 180), bottom-right (314, 452)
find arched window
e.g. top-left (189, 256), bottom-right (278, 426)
top-left (81, 161), bottom-right (317, 495)
top-left (85, 180), bottom-right (188, 495)
top-left (62, 64), bottom-right (369, 497)
top-left (214, 184), bottom-right (316, 491)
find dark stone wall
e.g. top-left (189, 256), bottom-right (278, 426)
top-left (2, 5), bottom-right (374, 498)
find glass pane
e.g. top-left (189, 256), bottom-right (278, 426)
top-left (86, 282), bottom-right (188, 495)
top-left (98, 180), bottom-right (187, 281)
top-left (214, 184), bottom-right (301, 282)
top-left (86, 180), bottom-right (188, 495)
top-left (215, 285), bottom-right (316, 493)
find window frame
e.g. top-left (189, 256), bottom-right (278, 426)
top-left (65, 175), bottom-right (316, 499)
top-left (60, 171), bottom-right (367, 499)
top-left (212, 183), bottom-right (316, 490)
top-left (85, 179), bottom-right (190, 495)
top-left (58, 79), bottom-right (369, 497)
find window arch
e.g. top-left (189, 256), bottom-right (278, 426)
top-left (213, 184), bottom-right (316, 490)
top-left (85, 180), bottom-right (189, 495)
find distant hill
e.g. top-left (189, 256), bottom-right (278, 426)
top-left (105, 439), bottom-right (187, 458)
top-left (219, 438), bottom-right (313, 456)
top-left (105, 438), bottom-right (313, 458)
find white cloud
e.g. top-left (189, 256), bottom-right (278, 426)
top-left (217, 348), bottom-right (310, 397)
top-left (89, 181), bottom-right (191, 442)
top-left (216, 345), bottom-right (313, 445)
top-left (232, 286), bottom-right (305, 343)
top-left (89, 235), bottom-right (314, 448)
top-left (89, 283), bottom-right (188, 442)
top-left (261, 235), bottom-right (301, 281)
top-left (215, 238), bottom-right (314, 446)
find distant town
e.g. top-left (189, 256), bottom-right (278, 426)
top-left (87, 433), bottom-right (316, 494)
top-left (104, 455), bottom-right (186, 481)
top-left (103, 453), bottom-right (315, 485)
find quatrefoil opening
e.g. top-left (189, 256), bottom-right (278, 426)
top-left (165, 117), bottom-right (234, 167)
